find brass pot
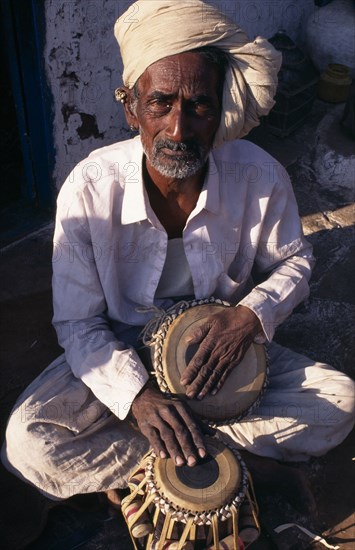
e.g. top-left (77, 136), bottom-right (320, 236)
top-left (318, 63), bottom-right (352, 103)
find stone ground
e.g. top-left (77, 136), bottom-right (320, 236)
top-left (0, 100), bottom-right (354, 549)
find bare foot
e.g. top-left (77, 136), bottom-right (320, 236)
top-left (239, 451), bottom-right (317, 518)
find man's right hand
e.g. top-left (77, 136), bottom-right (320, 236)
top-left (131, 379), bottom-right (207, 467)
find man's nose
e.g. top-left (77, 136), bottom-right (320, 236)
top-left (166, 103), bottom-right (193, 142)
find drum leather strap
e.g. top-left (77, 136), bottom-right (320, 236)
top-left (231, 505), bottom-right (240, 550)
top-left (157, 510), bottom-right (173, 550)
top-left (167, 515), bottom-right (175, 540)
top-left (177, 517), bottom-right (194, 550)
top-left (189, 523), bottom-right (197, 542)
top-left (211, 515), bottom-right (220, 548)
top-left (247, 473), bottom-right (261, 532)
top-left (146, 507), bottom-right (160, 549)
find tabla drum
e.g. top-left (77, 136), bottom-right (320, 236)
top-left (121, 436), bottom-right (260, 550)
top-left (145, 298), bottom-right (268, 426)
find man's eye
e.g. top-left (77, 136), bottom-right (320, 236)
top-left (191, 101), bottom-right (213, 114)
top-left (149, 99), bottom-right (171, 112)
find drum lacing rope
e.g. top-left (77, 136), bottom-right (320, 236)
top-left (137, 300), bottom-right (193, 347)
top-left (139, 297), bottom-right (231, 346)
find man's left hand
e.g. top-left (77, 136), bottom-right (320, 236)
top-left (180, 305), bottom-right (262, 400)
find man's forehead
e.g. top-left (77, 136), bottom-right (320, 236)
top-left (137, 52), bottom-right (220, 96)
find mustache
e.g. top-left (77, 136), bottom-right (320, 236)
top-left (154, 139), bottom-right (202, 156)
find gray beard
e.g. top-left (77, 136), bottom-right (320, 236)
top-left (150, 155), bottom-right (206, 179)
top-left (142, 138), bottom-right (209, 180)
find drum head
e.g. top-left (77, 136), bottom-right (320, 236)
top-left (161, 304), bottom-right (267, 422)
top-left (153, 438), bottom-right (241, 514)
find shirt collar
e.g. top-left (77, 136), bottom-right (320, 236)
top-left (121, 139), bottom-right (221, 225)
top-left (194, 152), bottom-right (220, 215)
top-left (121, 139), bottom-right (149, 225)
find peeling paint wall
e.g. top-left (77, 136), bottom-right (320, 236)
top-left (44, 0), bottom-right (314, 189)
top-left (44, 0), bottom-right (127, 187)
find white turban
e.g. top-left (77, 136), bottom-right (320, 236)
top-left (114, 0), bottom-right (281, 148)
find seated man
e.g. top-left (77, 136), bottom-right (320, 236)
top-left (2, 0), bottom-right (354, 517)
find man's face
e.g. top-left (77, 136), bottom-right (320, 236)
top-left (131, 52), bottom-right (223, 180)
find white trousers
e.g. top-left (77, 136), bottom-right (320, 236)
top-left (2, 342), bottom-right (354, 500)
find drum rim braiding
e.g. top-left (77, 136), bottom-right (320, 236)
top-left (143, 297), bottom-right (269, 427)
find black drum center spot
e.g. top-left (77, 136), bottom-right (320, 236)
top-left (175, 455), bottom-right (219, 489)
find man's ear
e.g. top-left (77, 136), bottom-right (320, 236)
top-left (115, 86), bottom-right (138, 130)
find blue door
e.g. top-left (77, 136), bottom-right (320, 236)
top-left (0, 0), bottom-right (54, 241)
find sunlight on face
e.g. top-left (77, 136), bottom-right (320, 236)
top-left (134, 52), bottom-right (223, 180)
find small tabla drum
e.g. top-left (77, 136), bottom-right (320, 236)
top-left (122, 436), bottom-right (260, 550)
top-left (145, 298), bottom-right (268, 426)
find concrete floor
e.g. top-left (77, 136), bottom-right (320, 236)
top-left (0, 100), bottom-right (354, 549)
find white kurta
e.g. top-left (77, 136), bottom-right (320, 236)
top-left (2, 138), bottom-right (354, 499)
top-left (53, 137), bottom-right (313, 419)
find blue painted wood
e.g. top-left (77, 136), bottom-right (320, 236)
top-left (31, 0), bottom-right (56, 208)
top-left (2, 0), bottom-right (55, 209)
top-left (1, 0), bottom-right (35, 204)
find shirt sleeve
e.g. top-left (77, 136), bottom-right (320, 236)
top-left (238, 165), bottom-right (315, 342)
top-left (52, 178), bottom-right (149, 420)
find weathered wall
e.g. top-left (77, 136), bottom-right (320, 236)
top-left (44, 0), bottom-right (315, 189)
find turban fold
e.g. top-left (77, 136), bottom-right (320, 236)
top-left (114, 0), bottom-right (281, 147)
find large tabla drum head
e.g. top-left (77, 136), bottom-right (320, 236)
top-left (157, 303), bottom-right (267, 424)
